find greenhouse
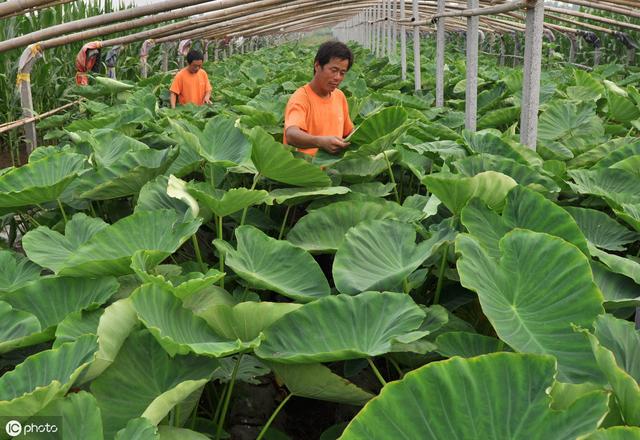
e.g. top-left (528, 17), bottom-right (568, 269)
top-left (0, 0), bottom-right (640, 438)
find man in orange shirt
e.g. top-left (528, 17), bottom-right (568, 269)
top-left (284, 41), bottom-right (354, 155)
top-left (169, 50), bottom-right (212, 108)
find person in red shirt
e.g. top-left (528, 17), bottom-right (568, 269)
top-left (284, 41), bottom-right (354, 156)
top-left (169, 50), bottom-right (212, 108)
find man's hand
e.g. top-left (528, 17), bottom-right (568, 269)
top-left (316, 136), bottom-right (350, 154)
top-left (203, 97), bottom-right (212, 104)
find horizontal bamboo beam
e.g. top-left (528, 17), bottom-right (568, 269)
top-left (0, 99), bottom-right (81, 134)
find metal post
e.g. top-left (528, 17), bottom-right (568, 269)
top-left (519, 0), bottom-right (544, 149)
top-left (400, 0), bottom-right (407, 80)
top-left (435, 0), bottom-right (445, 107)
top-left (465, 0), bottom-right (479, 131)
top-left (412, 0), bottom-right (421, 91)
top-left (17, 44), bottom-right (43, 153)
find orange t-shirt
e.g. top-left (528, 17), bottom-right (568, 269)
top-left (169, 68), bottom-right (212, 106)
top-left (283, 84), bottom-right (353, 156)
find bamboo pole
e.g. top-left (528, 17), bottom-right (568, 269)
top-left (0, 100), bottom-right (81, 135)
top-left (0, 0), bottom-right (65, 18)
top-left (1, 0), bottom-right (74, 19)
top-left (546, 5), bottom-right (640, 32)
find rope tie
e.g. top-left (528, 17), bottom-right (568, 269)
top-left (16, 73), bottom-right (30, 86)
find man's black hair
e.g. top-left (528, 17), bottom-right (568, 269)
top-left (314, 41), bottom-right (353, 71)
top-left (186, 49), bottom-right (204, 64)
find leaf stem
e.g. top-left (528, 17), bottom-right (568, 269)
top-left (402, 277), bottom-right (410, 294)
top-left (367, 358), bottom-right (387, 387)
top-left (217, 215), bottom-right (225, 289)
top-left (383, 151), bottom-right (400, 203)
top-left (192, 234), bottom-right (206, 273)
top-left (240, 173), bottom-right (260, 226)
top-left (389, 357), bottom-right (404, 379)
top-left (256, 393), bottom-right (292, 440)
top-left (433, 243), bottom-right (449, 305)
top-left (278, 205), bottom-right (291, 240)
top-left (216, 354), bottom-right (243, 440)
top-left (57, 198), bottom-right (68, 225)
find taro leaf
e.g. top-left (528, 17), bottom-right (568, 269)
top-left (611, 155), bottom-right (640, 178)
top-left (332, 219), bottom-right (450, 295)
top-left (71, 148), bottom-right (178, 200)
top-left (0, 335), bottom-right (98, 417)
top-left (22, 213), bottom-right (109, 274)
top-left (136, 175), bottom-right (192, 218)
top-left (0, 152), bottom-right (86, 208)
top-left (130, 283), bottom-right (249, 357)
top-left (330, 155), bottom-right (388, 183)
top-left (24, 210), bottom-right (201, 277)
top-left (476, 106), bottom-right (521, 130)
top-left (0, 250), bottom-right (41, 292)
top-left (435, 332), bottom-right (510, 358)
top-left (34, 391), bottom-right (103, 440)
top-left (91, 330), bottom-right (218, 438)
top-left (114, 417), bottom-right (158, 440)
top-left (461, 185), bottom-right (590, 259)
top-left (347, 106), bottom-right (408, 146)
top-left (340, 353), bottom-right (609, 440)
top-left (593, 141), bottom-right (640, 169)
top-left (537, 101), bottom-right (603, 143)
top-left (86, 128), bottom-right (148, 167)
top-left (565, 207), bottom-right (638, 251)
top-left (157, 426), bottom-right (211, 440)
top-left (584, 427), bottom-right (640, 439)
top-left (249, 127), bottom-right (331, 187)
top-left (214, 226), bottom-right (330, 302)
top-left (589, 244), bottom-right (640, 285)
top-left (54, 309), bottom-right (103, 347)
top-left (454, 154), bottom-right (559, 192)
top-left (197, 115), bottom-right (252, 166)
top-left (2, 276), bottom-right (118, 330)
top-left (616, 203), bottom-right (640, 232)
top-left (456, 231), bottom-right (605, 383)
top-left (422, 170), bottom-right (517, 215)
top-left (579, 314), bottom-right (640, 426)
top-left (270, 363), bottom-right (374, 406)
top-left (591, 262), bottom-right (640, 311)
top-left (186, 182), bottom-right (271, 217)
top-left (255, 292), bottom-right (425, 363)
top-left (0, 301), bottom-right (42, 354)
top-left (287, 199), bottom-right (424, 253)
top-left (568, 168), bottom-right (640, 208)
top-left (269, 186), bottom-right (350, 205)
top-left (198, 301), bottom-right (302, 342)
top-left (212, 355), bottom-right (270, 385)
top-left (463, 131), bottom-right (527, 163)
top-left (608, 92), bottom-right (640, 123)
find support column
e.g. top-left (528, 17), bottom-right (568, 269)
top-left (568, 33), bottom-right (577, 64)
top-left (17, 43), bottom-right (43, 153)
top-left (519, 0), bottom-right (545, 149)
top-left (376, 2), bottom-right (382, 57)
top-left (435, 0), bottom-right (446, 107)
top-left (140, 39), bottom-right (155, 79)
top-left (162, 43), bottom-right (170, 72)
top-left (389, 0), bottom-right (395, 57)
top-left (513, 31), bottom-right (520, 67)
top-left (412, 0), bottom-right (421, 91)
top-left (400, 0), bottom-right (407, 80)
top-left (465, 0), bottom-right (479, 132)
top-left (499, 34), bottom-right (506, 66)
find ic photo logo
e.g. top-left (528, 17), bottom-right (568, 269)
top-left (5, 420), bottom-right (21, 437)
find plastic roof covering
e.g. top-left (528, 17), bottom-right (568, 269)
top-left (1, 0), bottom-right (639, 51)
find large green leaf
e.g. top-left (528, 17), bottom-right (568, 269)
top-left (0, 250), bottom-right (41, 292)
top-left (214, 226), bottom-right (330, 302)
top-left (270, 363), bottom-right (374, 406)
top-left (269, 186), bottom-right (350, 205)
top-left (131, 283), bottom-right (249, 357)
top-left (0, 301), bottom-right (42, 354)
top-left (255, 292), bottom-right (425, 363)
top-left (616, 203), bottom-right (640, 232)
top-left (333, 219), bottom-right (452, 295)
top-left (423, 171), bottom-right (517, 215)
top-left (249, 127), bottom-right (331, 187)
top-left (347, 106), bottom-right (408, 146)
top-left (580, 314), bottom-right (640, 426)
top-left (565, 207), bottom-right (638, 251)
top-left (2, 276), bottom-right (118, 330)
top-left (197, 115), bottom-right (252, 166)
top-left (0, 152), bottom-right (86, 208)
top-left (608, 92), bottom-right (640, 123)
top-left (568, 168), bottom-right (640, 208)
top-left (34, 391), bottom-right (103, 440)
top-left (198, 301), bottom-right (302, 342)
top-left (589, 244), bottom-right (640, 285)
top-left (537, 101), bottom-right (603, 144)
top-left (287, 199), bottom-right (425, 253)
top-left (585, 427), bottom-right (640, 439)
top-left (186, 182), bottom-right (271, 217)
top-left (90, 330), bottom-right (218, 438)
top-left (0, 335), bottom-right (98, 417)
top-left (340, 353), bottom-right (609, 440)
top-left (456, 230), bottom-right (604, 383)
top-left (68, 148), bottom-right (177, 201)
top-left (24, 210), bottom-right (202, 277)
top-left (435, 331), bottom-right (510, 358)
top-left (591, 262), bottom-right (640, 310)
top-left (136, 175), bottom-right (192, 218)
top-left (461, 185), bottom-right (590, 258)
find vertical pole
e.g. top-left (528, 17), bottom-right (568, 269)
top-left (162, 43), bottom-right (169, 72)
top-left (17, 44), bottom-right (43, 154)
top-left (390, 0), bottom-right (396, 57)
top-left (412, 0), bottom-right (421, 92)
top-left (386, 0), bottom-right (392, 57)
top-left (376, 2), bottom-right (382, 57)
top-left (380, 0), bottom-right (386, 57)
top-left (499, 34), bottom-right (506, 66)
top-left (214, 40), bottom-right (219, 62)
top-left (519, 0), bottom-right (544, 149)
top-left (400, 0), bottom-right (407, 80)
top-left (435, 0), bottom-right (446, 107)
top-left (513, 31), bottom-right (520, 67)
top-left (465, 0), bottom-right (479, 132)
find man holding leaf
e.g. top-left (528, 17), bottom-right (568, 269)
top-left (283, 41), bottom-right (354, 156)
